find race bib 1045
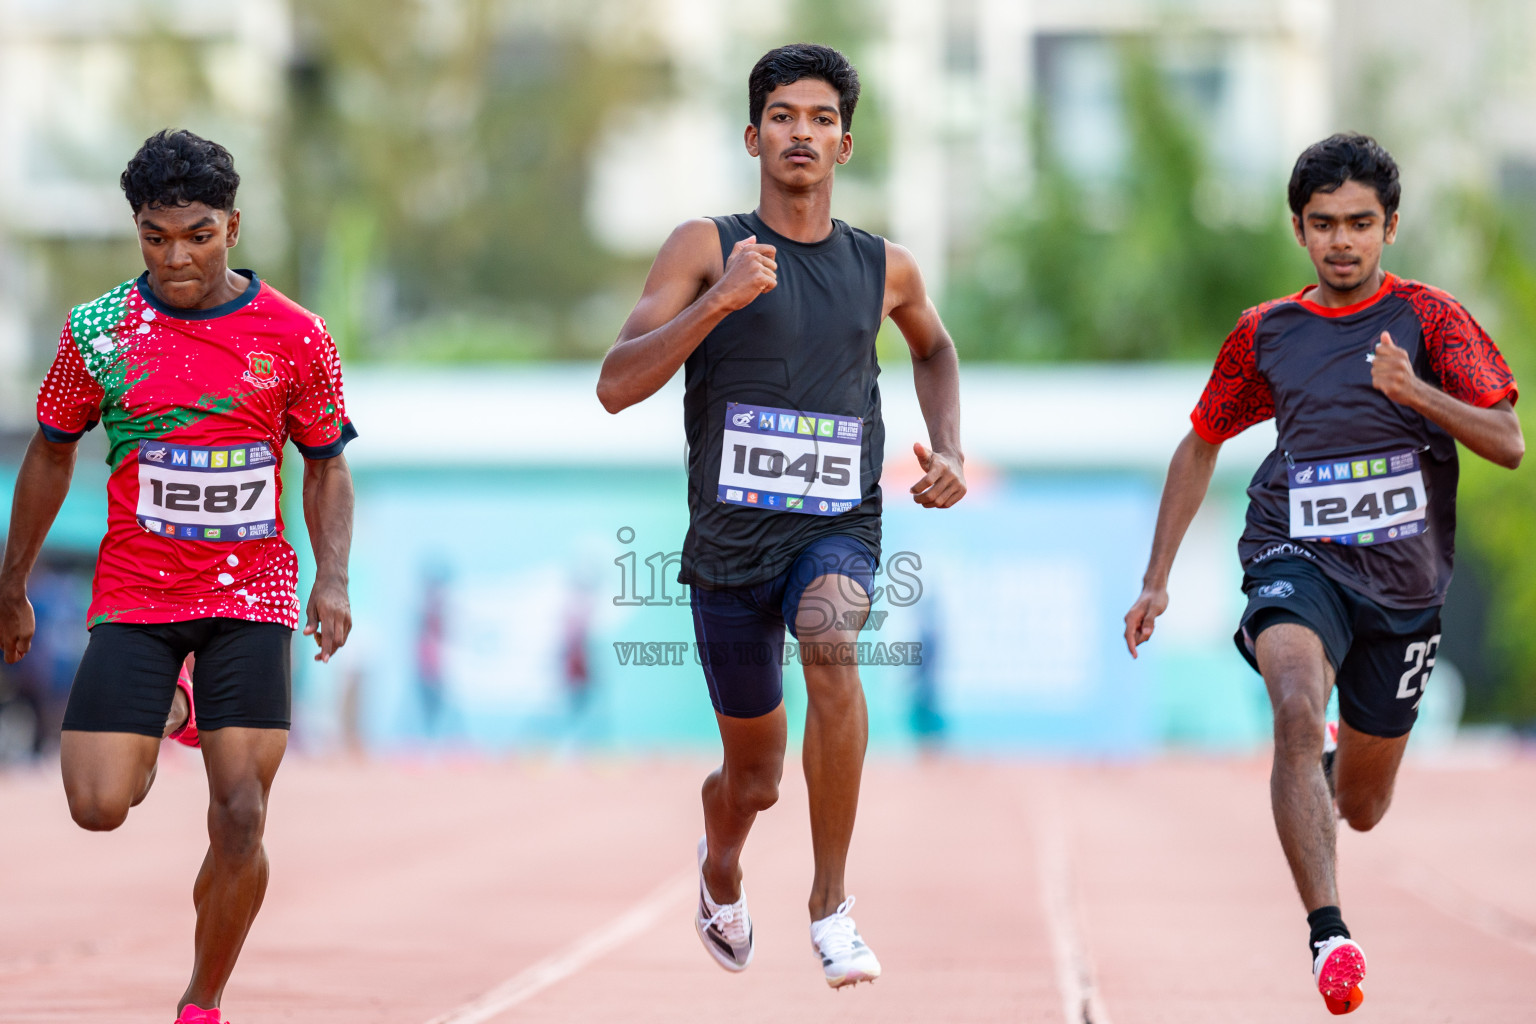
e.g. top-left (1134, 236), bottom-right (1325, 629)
top-left (717, 402), bottom-right (862, 516)
top-left (1288, 448), bottom-right (1427, 546)
top-left (136, 440), bottom-right (279, 543)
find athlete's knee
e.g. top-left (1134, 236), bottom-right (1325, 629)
top-left (67, 791), bottom-right (131, 832)
top-left (1270, 689), bottom-right (1326, 755)
top-left (208, 782), bottom-right (268, 860)
top-left (802, 644), bottom-right (863, 703)
top-left (725, 763), bottom-right (782, 813)
top-left (1341, 806), bottom-right (1387, 832)
top-left (1336, 781), bottom-right (1393, 832)
top-left (1338, 791), bottom-right (1391, 832)
top-left (797, 624), bottom-right (863, 666)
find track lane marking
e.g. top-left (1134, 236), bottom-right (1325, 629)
top-left (1033, 781), bottom-right (1114, 1024)
top-left (423, 870), bottom-right (694, 1024)
top-left (1393, 861), bottom-right (1536, 957)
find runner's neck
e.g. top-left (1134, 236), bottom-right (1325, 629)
top-left (1299, 268), bottom-right (1390, 310)
top-left (145, 266), bottom-right (250, 312)
top-left (754, 191), bottom-right (837, 245)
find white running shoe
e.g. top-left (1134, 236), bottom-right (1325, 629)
top-left (810, 896), bottom-right (882, 988)
top-left (1312, 935), bottom-right (1367, 1014)
top-left (695, 837), bottom-right (753, 972)
top-left (1322, 720), bottom-right (1339, 798)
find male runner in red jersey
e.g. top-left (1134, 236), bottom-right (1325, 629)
top-left (0, 130), bottom-right (356, 1023)
top-left (598, 44), bottom-right (965, 988)
top-left (1123, 134), bottom-right (1521, 1014)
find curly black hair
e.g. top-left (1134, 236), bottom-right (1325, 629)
top-left (1288, 133), bottom-right (1401, 219)
top-left (748, 43), bottom-right (860, 132)
top-left (121, 129), bottom-right (240, 213)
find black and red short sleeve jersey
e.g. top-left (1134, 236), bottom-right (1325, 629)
top-left (1189, 274), bottom-right (1517, 608)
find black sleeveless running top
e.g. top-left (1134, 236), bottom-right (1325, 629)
top-left (679, 212), bottom-right (887, 588)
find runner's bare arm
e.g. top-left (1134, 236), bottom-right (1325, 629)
top-left (1123, 429), bottom-right (1222, 658)
top-left (301, 452), bottom-right (354, 663)
top-left (885, 241), bottom-right (966, 509)
top-left (0, 430), bottom-right (77, 663)
top-left (597, 219), bottom-right (778, 413)
top-left (1371, 331), bottom-right (1524, 469)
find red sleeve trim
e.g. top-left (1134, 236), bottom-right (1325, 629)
top-left (1189, 410), bottom-right (1225, 445)
top-left (1473, 382), bottom-right (1518, 409)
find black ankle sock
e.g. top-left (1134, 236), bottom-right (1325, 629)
top-left (1307, 906), bottom-right (1350, 958)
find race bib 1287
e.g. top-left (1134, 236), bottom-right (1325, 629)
top-left (717, 402), bottom-right (862, 516)
top-left (1287, 448), bottom-right (1427, 546)
top-left (136, 440), bottom-right (279, 542)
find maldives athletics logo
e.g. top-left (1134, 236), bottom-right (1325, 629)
top-left (242, 351), bottom-right (281, 390)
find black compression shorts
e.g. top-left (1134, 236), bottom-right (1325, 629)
top-left (1235, 556), bottom-right (1441, 739)
top-left (62, 618), bottom-right (292, 737)
top-left (690, 534), bottom-right (876, 719)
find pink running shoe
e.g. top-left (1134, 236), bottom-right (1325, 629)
top-left (1313, 935), bottom-right (1366, 1013)
top-left (174, 1004), bottom-right (223, 1023)
top-left (168, 663), bottom-right (200, 748)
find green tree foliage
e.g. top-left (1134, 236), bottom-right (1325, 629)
top-left (786, 0), bottom-right (889, 186)
top-left (1441, 190), bottom-right (1536, 723)
top-left (29, 25), bottom-right (236, 337)
top-left (947, 44), bottom-right (1307, 361)
top-left (280, 0), bottom-right (666, 358)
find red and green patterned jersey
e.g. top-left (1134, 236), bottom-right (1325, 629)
top-left (36, 270), bottom-right (356, 629)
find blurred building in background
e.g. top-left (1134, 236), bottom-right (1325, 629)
top-left (0, 0), bottom-right (291, 422)
top-left (2, 0), bottom-right (1535, 753)
top-left (593, 0), bottom-right (1334, 296)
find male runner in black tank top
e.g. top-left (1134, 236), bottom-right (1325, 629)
top-left (1124, 134), bottom-right (1522, 1014)
top-left (598, 44), bottom-right (966, 988)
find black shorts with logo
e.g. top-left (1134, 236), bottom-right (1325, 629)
top-left (62, 618), bottom-right (292, 737)
top-left (1235, 556), bottom-right (1441, 739)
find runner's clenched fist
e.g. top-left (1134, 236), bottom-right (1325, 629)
top-left (1370, 331), bottom-right (1418, 405)
top-left (713, 235), bottom-right (778, 310)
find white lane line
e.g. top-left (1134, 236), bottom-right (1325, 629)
top-left (1033, 785), bottom-right (1114, 1024)
top-left (1394, 861), bottom-right (1536, 957)
top-left (423, 871), bottom-right (695, 1024)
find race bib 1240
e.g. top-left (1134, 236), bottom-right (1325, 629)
top-left (136, 440), bottom-right (279, 542)
top-left (717, 402), bottom-right (862, 516)
top-left (1288, 448), bottom-right (1427, 546)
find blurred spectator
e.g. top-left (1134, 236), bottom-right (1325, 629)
top-left (415, 565), bottom-right (451, 737)
top-left (0, 551), bottom-right (92, 762)
top-left (908, 598), bottom-right (946, 752)
top-left (561, 578), bottom-right (596, 718)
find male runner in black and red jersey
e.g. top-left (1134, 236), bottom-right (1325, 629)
top-left (1124, 134), bottom-right (1521, 1014)
top-left (0, 130), bottom-right (356, 1023)
top-left (597, 44), bottom-right (965, 987)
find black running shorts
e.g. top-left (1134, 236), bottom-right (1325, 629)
top-left (1235, 556), bottom-right (1441, 739)
top-left (62, 618), bottom-right (292, 736)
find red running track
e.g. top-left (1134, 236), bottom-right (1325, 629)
top-left (2, 748), bottom-right (1534, 1022)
